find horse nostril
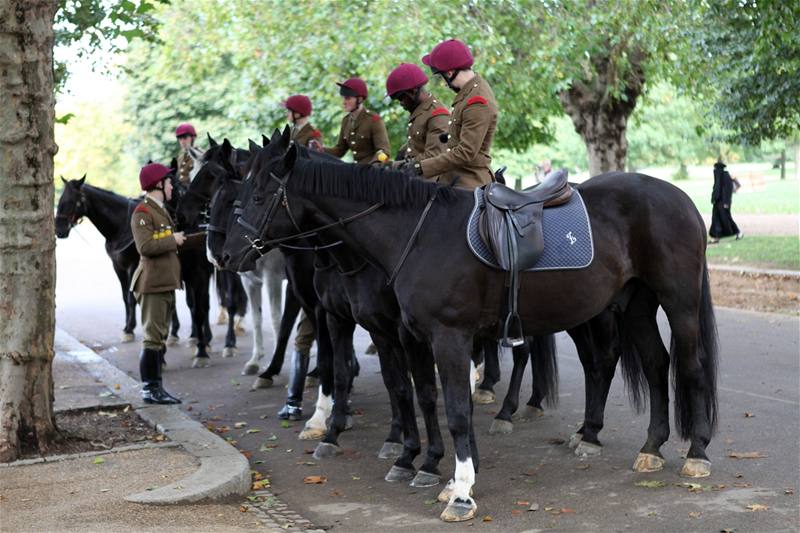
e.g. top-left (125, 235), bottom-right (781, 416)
top-left (222, 252), bottom-right (231, 265)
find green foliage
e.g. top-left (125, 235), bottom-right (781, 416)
top-left (687, 0), bottom-right (800, 144)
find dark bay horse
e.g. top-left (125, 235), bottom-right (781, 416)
top-left (55, 177), bottom-right (180, 342)
top-left (223, 145), bottom-right (718, 522)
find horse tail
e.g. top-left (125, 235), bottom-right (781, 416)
top-left (616, 303), bottom-right (647, 414)
top-left (530, 334), bottom-right (559, 408)
top-left (673, 261), bottom-right (719, 439)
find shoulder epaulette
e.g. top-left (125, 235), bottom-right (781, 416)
top-left (134, 204), bottom-right (149, 214)
top-left (431, 107), bottom-right (450, 117)
top-left (371, 114), bottom-right (381, 122)
top-left (311, 129), bottom-right (322, 138)
top-left (467, 96), bottom-right (488, 106)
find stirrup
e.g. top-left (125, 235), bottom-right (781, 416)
top-left (501, 313), bottom-right (525, 348)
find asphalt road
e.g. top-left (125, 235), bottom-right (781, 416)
top-left (56, 224), bottom-right (800, 532)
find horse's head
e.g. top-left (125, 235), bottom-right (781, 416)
top-left (55, 175), bottom-right (87, 238)
top-left (221, 127), bottom-right (295, 271)
top-left (176, 138), bottom-right (241, 228)
top-left (206, 172), bottom-right (244, 268)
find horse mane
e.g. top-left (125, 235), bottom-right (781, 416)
top-left (287, 157), bottom-right (456, 207)
top-left (81, 183), bottom-right (137, 204)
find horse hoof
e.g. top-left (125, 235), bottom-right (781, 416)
top-left (512, 405), bottom-right (545, 421)
top-left (299, 426), bottom-right (326, 441)
top-left (344, 415), bottom-right (354, 431)
top-left (567, 432), bottom-right (583, 449)
top-left (222, 346), bottom-right (237, 358)
top-left (313, 442), bottom-right (341, 459)
top-left (385, 465), bottom-right (415, 483)
top-left (378, 441), bottom-right (404, 459)
top-left (440, 497), bottom-right (477, 522)
top-left (166, 335), bottom-right (179, 347)
top-left (681, 458), bottom-right (711, 478)
top-left (489, 419), bottom-right (513, 435)
top-left (472, 389), bottom-right (495, 404)
top-left (191, 357), bottom-right (210, 369)
top-left (365, 342), bottom-right (378, 355)
top-left (234, 326), bottom-right (246, 337)
top-left (241, 363), bottom-right (260, 376)
top-left (437, 480), bottom-right (472, 503)
top-left (410, 470), bottom-right (441, 488)
top-left (187, 337), bottom-right (198, 346)
top-left (251, 377), bottom-right (273, 389)
top-left (575, 441), bottom-right (603, 457)
top-left (216, 310), bottom-right (227, 325)
top-left (632, 453), bottom-right (665, 473)
top-left (121, 332), bottom-right (135, 343)
top-left (305, 376), bottom-right (319, 389)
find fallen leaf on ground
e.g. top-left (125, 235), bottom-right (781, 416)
top-left (785, 488), bottom-right (795, 495)
top-left (733, 482), bottom-right (752, 488)
top-left (113, 383), bottom-right (121, 390)
top-left (241, 451), bottom-right (253, 459)
top-left (424, 498), bottom-right (438, 505)
top-left (352, 476), bottom-right (361, 481)
top-left (92, 456), bottom-right (105, 464)
top-left (304, 448), bottom-right (315, 454)
top-left (303, 475), bottom-right (327, 484)
top-left (528, 503), bottom-right (539, 512)
top-left (230, 379), bottom-right (240, 386)
top-left (252, 472), bottom-right (263, 481)
top-left (688, 511), bottom-right (701, 518)
top-left (234, 422), bottom-right (248, 428)
top-left (575, 463), bottom-right (590, 470)
top-left (245, 428), bottom-right (261, 434)
top-left (745, 504), bottom-right (769, 512)
top-left (635, 480), bottom-right (667, 489)
top-left (727, 451), bottom-right (767, 459)
top-left (546, 438), bottom-right (566, 445)
top-left (216, 426), bottom-right (230, 434)
top-left (744, 412), bottom-right (754, 418)
top-left (515, 500), bottom-right (530, 506)
top-left (720, 529), bottom-right (735, 533)
top-left (523, 468), bottom-right (538, 477)
top-left (678, 482), bottom-right (714, 493)
top-left (329, 489), bottom-right (343, 497)
top-left (511, 509), bottom-right (522, 516)
top-left (560, 508), bottom-right (576, 514)
top-left (239, 506), bottom-right (248, 512)
top-left (281, 421), bottom-right (290, 428)
top-left (482, 516), bottom-right (493, 522)
top-left (99, 489), bottom-right (110, 493)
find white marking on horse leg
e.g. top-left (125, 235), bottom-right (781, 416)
top-left (244, 272), bottom-right (264, 359)
top-left (450, 457), bottom-right (475, 503)
top-left (305, 386), bottom-right (332, 432)
top-left (469, 360), bottom-right (477, 396)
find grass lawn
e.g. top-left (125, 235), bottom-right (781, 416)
top-left (705, 236), bottom-right (800, 270)
top-left (674, 177), bottom-right (800, 215)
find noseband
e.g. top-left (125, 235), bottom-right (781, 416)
top-left (55, 188), bottom-right (87, 228)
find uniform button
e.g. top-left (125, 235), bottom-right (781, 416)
top-left (350, 131), bottom-right (355, 135)
top-left (351, 141), bottom-right (355, 144)
top-left (415, 131), bottom-right (420, 135)
top-left (407, 136), bottom-right (411, 139)
top-left (408, 122), bottom-right (412, 126)
top-left (447, 148), bottom-right (451, 152)
top-left (448, 121), bottom-right (452, 125)
top-left (473, 83), bottom-right (478, 87)
top-left (406, 147), bottom-right (412, 152)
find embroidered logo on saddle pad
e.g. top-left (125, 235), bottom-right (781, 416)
top-left (467, 187), bottom-right (594, 271)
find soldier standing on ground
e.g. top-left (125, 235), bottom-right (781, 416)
top-left (325, 77), bottom-right (391, 164)
top-left (131, 163), bottom-right (186, 404)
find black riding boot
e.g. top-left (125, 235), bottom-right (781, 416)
top-left (278, 350), bottom-right (308, 420)
top-left (139, 348), bottom-right (181, 405)
top-left (159, 347), bottom-right (167, 370)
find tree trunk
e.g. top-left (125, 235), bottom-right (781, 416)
top-left (559, 53), bottom-right (645, 177)
top-left (0, 0), bottom-right (59, 462)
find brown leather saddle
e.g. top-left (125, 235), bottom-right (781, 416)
top-left (479, 169), bottom-right (572, 346)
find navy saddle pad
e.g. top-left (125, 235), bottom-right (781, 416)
top-left (466, 186), bottom-right (594, 271)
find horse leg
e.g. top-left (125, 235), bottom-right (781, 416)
top-left (299, 307), bottom-right (331, 440)
top-left (114, 264), bottom-right (135, 342)
top-left (473, 339), bottom-right (499, 404)
top-left (489, 343), bottom-right (529, 435)
top-left (406, 335), bottom-right (445, 487)
top-left (433, 330), bottom-right (478, 522)
top-left (223, 301), bottom-right (237, 358)
top-left (241, 272), bottom-right (263, 374)
top-left (190, 272), bottom-right (212, 368)
top-left (252, 288), bottom-right (300, 388)
top-left (265, 253), bottom-right (285, 343)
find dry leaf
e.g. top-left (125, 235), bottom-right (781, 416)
top-left (482, 516), bottom-right (493, 522)
top-left (511, 509), bottom-right (522, 516)
top-left (560, 508), bottom-right (576, 514)
top-left (234, 422), bottom-right (248, 428)
top-left (734, 482), bottom-right (752, 488)
top-left (239, 506), bottom-right (248, 513)
top-left (303, 475), bottom-right (327, 484)
top-left (246, 428), bottom-right (261, 434)
top-left (528, 503), bottom-right (539, 512)
top-left (92, 457), bottom-right (105, 465)
top-left (241, 451), bottom-right (253, 459)
top-left (727, 451), bottom-right (767, 459)
top-left (329, 489), bottom-right (343, 497)
top-left (784, 488), bottom-right (795, 495)
top-left (113, 383), bottom-right (121, 390)
top-left (745, 504), bottom-right (769, 512)
top-left (636, 480), bottom-right (667, 489)
top-left (743, 412), bottom-right (754, 418)
top-left (688, 511), bottom-right (701, 518)
top-left (515, 500), bottom-right (530, 506)
top-left (252, 472), bottom-right (263, 481)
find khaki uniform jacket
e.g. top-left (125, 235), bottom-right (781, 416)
top-left (130, 197), bottom-right (182, 295)
top-left (402, 94), bottom-right (450, 163)
top-left (177, 151), bottom-right (193, 184)
top-left (420, 73), bottom-right (498, 189)
top-left (325, 108), bottom-right (391, 164)
top-left (292, 122), bottom-right (323, 148)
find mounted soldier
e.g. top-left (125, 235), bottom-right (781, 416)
top-left (283, 94), bottom-right (324, 151)
top-left (385, 63), bottom-right (450, 170)
top-left (131, 163), bottom-right (186, 404)
top-left (324, 77), bottom-right (391, 164)
top-left (175, 122), bottom-right (197, 184)
top-left (409, 39), bottom-right (498, 190)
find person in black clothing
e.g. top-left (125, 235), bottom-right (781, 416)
top-left (709, 159), bottom-right (743, 244)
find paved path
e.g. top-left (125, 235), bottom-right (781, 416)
top-left (701, 214), bottom-right (799, 236)
top-left (54, 224), bottom-right (800, 532)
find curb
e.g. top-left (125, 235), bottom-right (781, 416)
top-left (55, 329), bottom-right (251, 504)
top-left (708, 263), bottom-right (800, 278)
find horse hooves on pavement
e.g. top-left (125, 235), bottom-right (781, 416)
top-left (222, 346), bottom-right (237, 358)
top-left (377, 441), bottom-right (404, 459)
top-left (250, 376), bottom-right (273, 389)
top-left (121, 332), bottom-right (135, 343)
top-left (241, 362), bottom-right (261, 376)
top-left (512, 405), bottom-right (545, 422)
top-left (680, 458), bottom-right (711, 478)
top-left (384, 465), bottom-right (415, 483)
top-left (299, 426), bottom-right (326, 441)
top-left (437, 480), bottom-right (472, 503)
top-left (632, 452), bottom-right (666, 473)
top-left (472, 389), bottom-right (495, 404)
top-left (488, 418), bottom-right (513, 435)
top-left (440, 497), bottom-right (477, 522)
top-left (567, 432), bottom-right (583, 449)
top-left (191, 357), bottom-right (210, 369)
top-left (574, 441), bottom-right (603, 457)
top-left (410, 470), bottom-right (441, 488)
top-left (313, 442), bottom-right (342, 459)
top-left (166, 335), bottom-right (179, 347)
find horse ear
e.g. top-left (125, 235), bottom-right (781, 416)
top-left (77, 174), bottom-right (86, 186)
top-left (283, 142), bottom-right (298, 169)
top-left (207, 132), bottom-right (218, 147)
top-left (281, 125), bottom-right (291, 146)
top-left (60, 176), bottom-right (67, 185)
top-left (270, 128), bottom-right (281, 144)
top-left (262, 134), bottom-right (269, 147)
top-left (248, 139), bottom-right (259, 153)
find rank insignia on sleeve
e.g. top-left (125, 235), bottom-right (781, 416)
top-left (139, 218), bottom-right (146, 226)
top-left (467, 96), bottom-right (488, 106)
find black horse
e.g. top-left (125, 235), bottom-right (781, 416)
top-left (55, 176), bottom-right (180, 342)
top-left (223, 145), bottom-right (719, 522)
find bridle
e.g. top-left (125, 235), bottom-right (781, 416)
top-left (55, 187), bottom-right (87, 228)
